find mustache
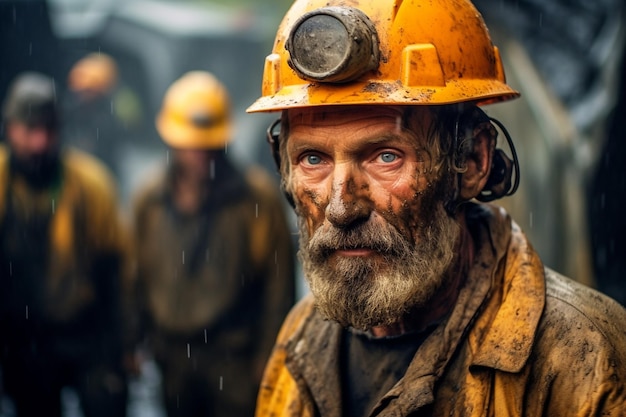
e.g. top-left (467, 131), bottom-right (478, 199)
top-left (307, 219), bottom-right (413, 261)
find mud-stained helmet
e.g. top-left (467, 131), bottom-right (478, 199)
top-left (156, 71), bottom-right (232, 150)
top-left (247, 0), bottom-right (520, 113)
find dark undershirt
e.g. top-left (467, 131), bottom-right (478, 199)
top-left (340, 326), bottom-right (436, 417)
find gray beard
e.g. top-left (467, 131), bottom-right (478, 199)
top-left (299, 203), bottom-right (460, 330)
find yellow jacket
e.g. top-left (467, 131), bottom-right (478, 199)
top-left (256, 203), bottom-right (626, 417)
top-left (0, 145), bottom-right (130, 337)
top-left (132, 161), bottom-right (295, 387)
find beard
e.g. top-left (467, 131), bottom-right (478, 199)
top-left (9, 151), bottom-right (60, 189)
top-left (299, 202), bottom-right (461, 331)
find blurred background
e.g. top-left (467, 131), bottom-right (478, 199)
top-left (1, 0), bottom-right (293, 205)
top-left (1, 1), bottom-right (297, 416)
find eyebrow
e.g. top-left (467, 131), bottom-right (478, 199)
top-left (288, 131), bottom-right (418, 154)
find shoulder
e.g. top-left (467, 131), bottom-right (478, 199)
top-left (62, 147), bottom-right (116, 196)
top-left (0, 145), bottom-right (7, 162)
top-left (257, 294), bottom-right (317, 417)
top-left (542, 268), bottom-right (626, 352)
top-left (0, 145), bottom-right (8, 178)
top-left (241, 164), bottom-right (290, 225)
top-left (525, 269), bottom-right (626, 412)
top-left (244, 164), bottom-right (283, 202)
top-left (533, 268), bottom-right (626, 382)
top-left (130, 165), bottom-right (167, 214)
top-left (275, 294), bottom-right (317, 345)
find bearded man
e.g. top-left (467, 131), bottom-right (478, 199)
top-left (0, 72), bottom-right (131, 417)
top-left (245, 0), bottom-right (626, 416)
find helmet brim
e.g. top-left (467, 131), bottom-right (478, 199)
top-left (247, 79), bottom-right (520, 113)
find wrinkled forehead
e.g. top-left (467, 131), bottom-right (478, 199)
top-left (283, 106), bottom-right (438, 150)
top-left (286, 105), bottom-right (435, 128)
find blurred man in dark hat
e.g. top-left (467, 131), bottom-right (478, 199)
top-left (0, 71), bottom-right (132, 417)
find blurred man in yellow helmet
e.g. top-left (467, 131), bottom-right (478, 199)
top-left (246, 0), bottom-right (626, 415)
top-left (64, 52), bottom-right (144, 183)
top-left (131, 71), bottom-right (295, 417)
top-left (0, 72), bottom-right (132, 417)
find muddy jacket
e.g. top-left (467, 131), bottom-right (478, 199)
top-left (256, 203), bottom-right (626, 417)
top-left (132, 161), bottom-right (295, 377)
top-left (0, 145), bottom-right (131, 356)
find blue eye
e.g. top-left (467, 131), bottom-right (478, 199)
top-left (380, 152), bottom-right (397, 163)
top-left (306, 154), bottom-right (322, 165)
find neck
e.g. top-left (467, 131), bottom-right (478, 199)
top-left (172, 170), bottom-right (211, 214)
top-left (370, 214), bottom-right (474, 338)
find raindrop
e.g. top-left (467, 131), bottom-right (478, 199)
top-left (204, 329), bottom-right (207, 344)
top-left (219, 376), bottom-right (223, 391)
top-left (166, 150), bottom-right (170, 166)
top-left (182, 250), bottom-right (185, 265)
top-left (255, 203), bottom-right (259, 218)
top-left (210, 159), bottom-right (215, 180)
top-left (529, 211), bottom-right (533, 228)
top-left (25, 305), bottom-right (28, 320)
top-left (51, 199), bottom-right (55, 214)
top-left (187, 343), bottom-right (190, 358)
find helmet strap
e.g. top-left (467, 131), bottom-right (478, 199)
top-left (447, 107), bottom-right (520, 213)
top-left (266, 118), bottom-right (296, 208)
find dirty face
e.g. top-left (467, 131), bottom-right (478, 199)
top-left (285, 106), bottom-right (461, 330)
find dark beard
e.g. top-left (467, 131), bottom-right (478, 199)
top-left (299, 202), bottom-right (460, 330)
top-left (9, 152), bottom-right (61, 190)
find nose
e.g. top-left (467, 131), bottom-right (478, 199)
top-left (325, 164), bottom-right (372, 228)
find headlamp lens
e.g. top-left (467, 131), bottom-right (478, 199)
top-left (290, 15), bottom-right (349, 79)
top-left (285, 7), bottom-right (380, 84)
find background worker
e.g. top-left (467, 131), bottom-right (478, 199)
top-left (131, 71), bottom-right (295, 417)
top-left (0, 72), bottom-right (131, 417)
top-left (246, 0), bottom-right (626, 415)
top-left (63, 52), bottom-right (144, 185)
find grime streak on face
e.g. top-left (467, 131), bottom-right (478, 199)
top-left (284, 105), bottom-right (460, 330)
top-left (286, 105), bottom-right (440, 244)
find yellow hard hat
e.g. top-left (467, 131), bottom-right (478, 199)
top-left (68, 52), bottom-right (118, 95)
top-left (247, 0), bottom-right (520, 113)
top-left (156, 71), bottom-right (232, 150)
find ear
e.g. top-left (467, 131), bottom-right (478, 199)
top-left (459, 125), bottom-right (496, 200)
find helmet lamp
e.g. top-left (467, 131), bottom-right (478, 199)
top-left (285, 7), bottom-right (380, 83)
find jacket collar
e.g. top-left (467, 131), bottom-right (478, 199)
top-left (285, 311), bottom-right (343, 417)
top-left (468, 205), bottom-right (546, 372)
top-left (284, 203), bottom-right (546, 415)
